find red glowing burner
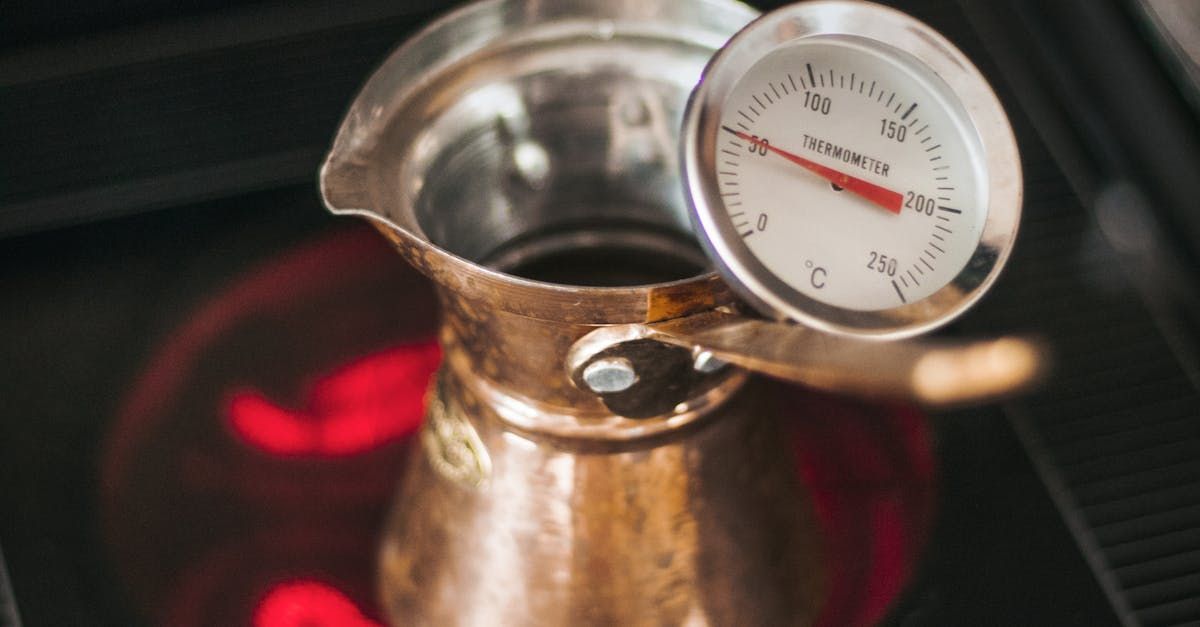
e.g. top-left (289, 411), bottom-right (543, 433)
top-left (253, 580), bottom-right (381, 627)
top-left (226, 341), bottom-right (441, 458)
top-left (103, 224), bottom-right (936, 627)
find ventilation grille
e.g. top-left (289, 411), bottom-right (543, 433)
top-left (964, 147), bottom-right (1200, 626)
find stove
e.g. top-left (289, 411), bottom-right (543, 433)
top-left (2, 0), bottom-right (1198, 624)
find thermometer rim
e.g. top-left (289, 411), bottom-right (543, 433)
top-left (682, 0), bottom-right (1022, 339)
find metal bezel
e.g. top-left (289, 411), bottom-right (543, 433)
top-left (682, 0), bottom-right (1022, 340)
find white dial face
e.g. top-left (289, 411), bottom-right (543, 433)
top-left (716, 36), bottom-right (987, 312)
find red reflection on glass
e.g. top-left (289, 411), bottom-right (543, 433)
top-left (226, 340), bottom-right (441, 457)
top-left (253, 580), bottom-right (380, 627)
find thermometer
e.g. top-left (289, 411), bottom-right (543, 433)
top-left (683, 0), bottom-right (1022, 339)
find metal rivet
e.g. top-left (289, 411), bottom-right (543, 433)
top-left (692, 349), bottom-right (728, 374)
top-left (582, 357), bottom-right (638, 393)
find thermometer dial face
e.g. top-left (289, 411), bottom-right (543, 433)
top-left (684, 1), bottom-right (1022, 339)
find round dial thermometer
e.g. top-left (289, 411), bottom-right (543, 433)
top-left (684, 0), bottom-right (1021, 339)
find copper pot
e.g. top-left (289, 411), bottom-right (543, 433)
top-left (320, 0), bottom-right (832, 624)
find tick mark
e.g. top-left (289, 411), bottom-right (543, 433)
top-left (892, 280), bottom-right (907, 303)
top-left (789, 73), bottom-right (798, 91)
top-left (807, 64), bottom-right (816, 87)
top-left (938, 206), bottom-right (962, 214)
top-left (902, 103), bottom-right (918, 119)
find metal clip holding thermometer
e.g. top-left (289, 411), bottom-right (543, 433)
top-left (571, 1), bottom-right (1043, 407)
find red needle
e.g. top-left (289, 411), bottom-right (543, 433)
top-left (724, 127), bottom-right (903, 215)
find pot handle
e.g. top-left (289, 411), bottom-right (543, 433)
top-left (568, 309), bottom-right (1049, 408)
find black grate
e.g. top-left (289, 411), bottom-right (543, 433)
top-left (961, 145), bottom-right (1200, 626)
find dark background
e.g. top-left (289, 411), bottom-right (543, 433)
top-left (2, 0), bottom-right (1198, 625)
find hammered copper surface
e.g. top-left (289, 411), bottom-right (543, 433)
top-left (380, 369), bottom-right (824, 626)
top-left (376, 219), bottom-right (825, 625)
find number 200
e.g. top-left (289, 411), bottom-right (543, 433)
top-left (905, 191), bottom-right (936, 216)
